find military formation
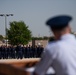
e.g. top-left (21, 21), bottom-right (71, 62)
top-left (0, 45), bottom-right (44, 59)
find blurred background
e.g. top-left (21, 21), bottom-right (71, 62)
top-left (0, 0), bottom-right (76, 75)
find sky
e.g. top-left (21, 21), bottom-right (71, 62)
top-left (0, 0), bottom-right (76, 37)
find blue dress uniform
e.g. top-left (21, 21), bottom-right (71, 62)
top-left (24, 46), bottom-right (27, 58)
top-left (2, 46), bottom-right (5, 59)
top-left (40, 46), bottom-right (44, 57)
top-left (22, 46), bottom-right (25, 58)
top-left (34, 46), bottom-right (37, 58)
top-left (34, 15), bottom-right (76, 75)
top-left (30, 46), bottom-right (33, 58)
top-left (27, 46), bottom-right (30, 58)
top-left (16, 46), bottom-right (19, 59)
top-left (5, 47), bottom-right (8, 59)
top-left (31, 46), bottom-right (35, 58)
top-left (7, 46), bottom-right (11, 59)
top-left (28, 46), bottom-right (32, 58)
top-left (11, 47), bottom-right (15, 59)
top-left (0, 51), bottom-right (1, 59)
top-left (17, 45), bottom-right (23, 59)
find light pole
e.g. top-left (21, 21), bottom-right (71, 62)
top-left (0, 14), bottom-right (13, 46)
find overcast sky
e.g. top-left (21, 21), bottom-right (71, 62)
top-left (0, 0), bottom-right (76, 37)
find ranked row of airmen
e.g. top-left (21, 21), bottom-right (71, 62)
top-left (0, 45), bottom-right (44, 59)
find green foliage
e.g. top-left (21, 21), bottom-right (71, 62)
top-left (32, 37), bottom-right (43, 40)
top-left (7, 21), bottom-right (32, 45)
top-left (32, 36), bottom-right (49, 40)
top-left (49, 36), bottom-right (55, 42)
top-left (0, 35), bottom-right (3, 41)
top-left (43, 36), bottom-right (49, 40)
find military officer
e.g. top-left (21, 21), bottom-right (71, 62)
top-left (30, 15), bottom-right (76, 75)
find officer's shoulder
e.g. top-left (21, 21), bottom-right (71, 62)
top-left (45, 41), bottom-right (57, 51)
top-left (43, 41), bottom-right (59, 58)
top-left (46, 40), bottom-right (64, 51)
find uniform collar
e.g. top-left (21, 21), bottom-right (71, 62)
top-left (60, 33), bottom-right (75, 40)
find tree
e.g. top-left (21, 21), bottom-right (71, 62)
top-left (49, 36), bottom-right (55, 42)
top-left (32, 37), bottom-right (43, 40)
top-left (43, 36), bottom-right (49, 40)
top-left (0, 35), bottom-right (3, 41)
top-left (7, 21), bottom-right (32, 45)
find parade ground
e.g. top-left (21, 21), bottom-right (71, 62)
top-left (0, 58), bottom-right (40, 63)
top-left (0, 58), bottom-right (55, 74)
top-left (0, 58), bottom-right (40, 68)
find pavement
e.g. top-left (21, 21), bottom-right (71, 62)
top-left (0, 58), bottom-right (40, 68)
top-left (0, 58), bottom-right (40, 64)
top-left (0, 58), bottom-right (55, 75)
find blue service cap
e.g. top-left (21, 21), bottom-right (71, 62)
top-left (46, 15), bottom-right (72, 30)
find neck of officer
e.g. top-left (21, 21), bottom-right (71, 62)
top-left (53, 26), bottom-right (71, 40)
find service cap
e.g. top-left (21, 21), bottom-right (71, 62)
top-left (46, 15), bottom-right (72, 30)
